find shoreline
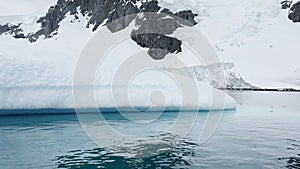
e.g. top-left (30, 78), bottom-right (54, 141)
top-left (219, 88), bottom-right (300, 92)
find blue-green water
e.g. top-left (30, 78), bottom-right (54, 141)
top-left (0, 105), bottom-right (300, 169)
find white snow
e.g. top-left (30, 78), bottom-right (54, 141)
top-left (1, 0), bottom-right (300, 111)
top-left (160, 0), bottom-right (300, 88)
top-left (0, 12), bottom-right (236, 111)
top-left (0, 0), bottom-right (56, 16)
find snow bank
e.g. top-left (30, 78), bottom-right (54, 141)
top-left (0, 13), bottom-right (236, 113)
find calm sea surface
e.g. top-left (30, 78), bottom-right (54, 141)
top-left (0, 92), bottom-right (299, 169)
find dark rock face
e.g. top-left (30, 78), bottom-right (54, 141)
top-left (0, 24), bottom-right (10, 35)
top-left (288, 2), bottom-right (300, 22)
top-left (131, 33), bottom-right (182, 59)
top-left (0, 24), bottom-right (26, 39)
top-left (29, 0), bottom-right (141, 41)
top-left (0, 0), bottom-right (198, 59)
top-left (281, 0), bottom-right (292, 9)
top-left (175, 10), bottom-right (198, 26)
top-left (127, 2), bottom-right (197, 59)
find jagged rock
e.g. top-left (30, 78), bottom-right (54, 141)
top-left (175, 10), bottom-right (198, 26)
top-left (140, 0), bottom-right (161, 12)
top-left (130, 2), bottom-right (197, 59)
top-left (130, 11), bottom-right (183, 58)
top-left (131, 33), bottom-right (182, 59)
top-left (28, 30), bottom-right (43, 42)
top-left (134, 15), bottom-right (182, 35)
top-left (281, 0), bottom-right (292, 9)
top-left (13, 33), bottom-right (26, 39)
top-left (30, 0), bottom-right (142, 40)
top-left (0, 24), bottom-right (26, 38)
top-left (106, 1), bottom-right (140, 32)
top-left (0, 24), bottom-right (10, 35)
top-left (35, 5), bottom-right (65, 39)
top-left (288, 2), bottom-right (300, 22)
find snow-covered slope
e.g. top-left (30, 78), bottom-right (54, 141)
top-left (0, 0), bottom-right (56, 16)
top-left (0, 0), bottom-right (299, 110)
top-left (0, 2), bottom-right (236, 111)
top-left (160, 0), bottom-right (300, 88)
top-left (1, 0), bottom-right (298, 88)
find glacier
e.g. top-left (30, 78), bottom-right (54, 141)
top-left (1, 0), bottom-right (300, 113)
top-left (0, 25), bottom-right (236, 112)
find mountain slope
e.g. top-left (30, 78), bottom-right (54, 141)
top-left (160, 0), bottom-right (300, 88)
top-left (0, 0), bottom-right (237, 110)
top-left (0, 0), bottom-right (299, 110)
top-left (1, 0), bottom-right (299, 88)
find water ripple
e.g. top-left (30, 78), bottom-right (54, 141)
top-left (278, 139), bottom-right (300, 169)
top-left (56, 141), bottom-right (197, 169)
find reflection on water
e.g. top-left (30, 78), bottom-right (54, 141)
top-left (280, 155), bottom-right (300, 169)
top-left (0, 103), bottom-right (300, 169)
top-left (56, 140), bottom-right (196, 169)
top-left (278, 139), bottom-right (300, 169)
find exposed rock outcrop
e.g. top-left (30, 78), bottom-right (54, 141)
top-left (0, 24), bottom-right (26, 39)
top-left (131, 33), bottom-right (182, 59)
top-left (129, 2), bottom-right (197, 59)
top-left (281, 0), bottom-right (292, 9)
top-left (0, 0), bottom-right (198, 59)
top-left (288, 1), bottom-right (300, 22)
